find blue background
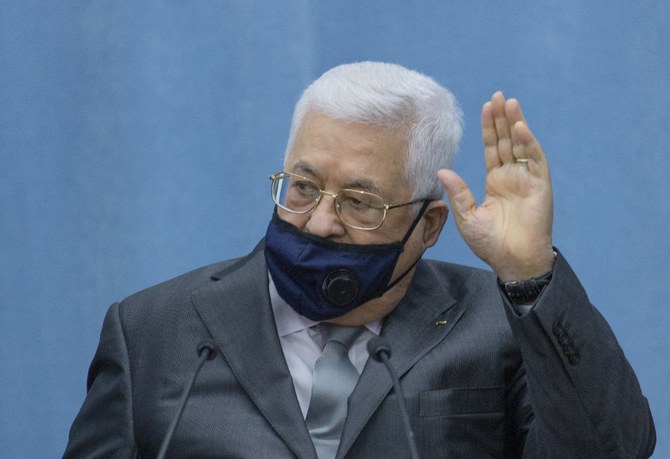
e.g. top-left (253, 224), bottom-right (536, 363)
top-left (1, 1), bottom-right (668, 457)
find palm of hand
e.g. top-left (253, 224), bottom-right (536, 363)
top-left (468, 162), bottom-right (552, 276)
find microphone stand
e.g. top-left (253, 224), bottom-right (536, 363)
top-left (156, 341), bottom-right (217, 459)
top-left (368, 337), bottom-right (420, 459)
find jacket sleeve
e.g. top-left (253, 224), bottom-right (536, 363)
top-left (63, 302), bottom-right (139, 458)
top-left (503, 251), bottom-right (656, 458)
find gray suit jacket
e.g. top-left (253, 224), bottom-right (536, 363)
top-left (64, 240), bottom-right (655, 458)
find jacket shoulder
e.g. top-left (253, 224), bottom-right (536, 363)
top-left (116, 241), bottom-right (265, 323)
top-left (418, 258), bottom-right (498, 298)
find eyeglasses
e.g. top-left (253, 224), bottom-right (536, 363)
top-left (270, 171), bottom-right (428, 230)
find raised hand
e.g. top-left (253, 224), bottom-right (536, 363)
top-left (438, 91), bottom-right (555, 282)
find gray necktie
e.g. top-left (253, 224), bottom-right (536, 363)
top-left (305, 324), bottom-right (364, 459)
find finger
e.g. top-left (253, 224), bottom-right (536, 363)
top-left (482, 101), bottom-right (502, 172)
top-left (504, 97), bottom-right (527, 127)
top-left (506, 99), bottom-right (548, 166)
top-left (505, 98), bottom-right (534, 153)
top-left (511, 122), bottom-right (550, 177)
top-left (490, 91), bottom-right (514, 164)
top-left (437, 169), bottom-right (476, 227)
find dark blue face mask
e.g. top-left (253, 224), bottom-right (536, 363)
top-left (264, 202), bottom-right (429, 321)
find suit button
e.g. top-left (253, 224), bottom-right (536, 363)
top-left (552, 322), bottom-right (565, 337)
top-left (553, 322), bottom-right (572, 346)
top-left (568, 352), bottom-right (581, 365)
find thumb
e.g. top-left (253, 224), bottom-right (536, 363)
top-left (437, 169), bottom-right (476, 226)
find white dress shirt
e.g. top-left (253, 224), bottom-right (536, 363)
top-left (269, 275), bottom-right (381, 418)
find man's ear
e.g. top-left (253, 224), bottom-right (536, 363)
top-left (422, 200), bottom-right (449, 248)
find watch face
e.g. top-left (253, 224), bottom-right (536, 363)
top-left (502, 276), bottom-right (551, 304)
top-left (506, 285), bottom-right (529, 302)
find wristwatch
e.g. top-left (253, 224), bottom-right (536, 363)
top-left (499, 270), bottom-right (553, 305)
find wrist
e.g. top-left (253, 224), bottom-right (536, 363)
top-left (495, 248), bottom-right (556, 283)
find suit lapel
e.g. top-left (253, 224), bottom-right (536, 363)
top-left (190, 242), bottom-right (317, 459)
top-left (338, 261), bottom-right (465, 457)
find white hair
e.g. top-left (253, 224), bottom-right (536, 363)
top-left (284, 61), bottom-right (463, 200)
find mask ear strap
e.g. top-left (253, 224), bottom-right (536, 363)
top-left (401, 200), bottom-right (432, 244)
top-left (384, 199), bottom-right (432, 292)
top-left (384, 250), bottom-right (425, 292)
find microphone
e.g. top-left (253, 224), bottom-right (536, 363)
top-left (156, 340), bottom-right (218, 459)
top-left (368, 336), bottom-right (419, 459)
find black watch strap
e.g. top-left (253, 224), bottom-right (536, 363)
top-left (499, 270), bottom-right (553, 305)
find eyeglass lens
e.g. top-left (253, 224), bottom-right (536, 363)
top-left (271, 173), bottom-right (386, 229)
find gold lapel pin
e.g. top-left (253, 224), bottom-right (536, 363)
top-left (435, 320), bottom-right (448, 326)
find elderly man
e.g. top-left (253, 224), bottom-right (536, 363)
top-left (64, 62), bottom-right (655, 458)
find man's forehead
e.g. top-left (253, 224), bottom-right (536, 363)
top-left (284, 112), bottom-right (410, 198)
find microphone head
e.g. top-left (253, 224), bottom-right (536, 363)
top-left (197, 340), bottom-right (219, 360)
top-left (367, 336), bottom-right (391, 361)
